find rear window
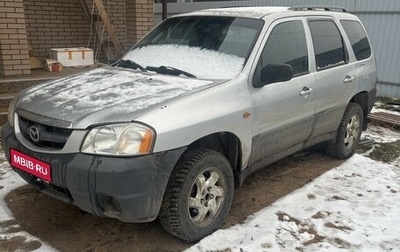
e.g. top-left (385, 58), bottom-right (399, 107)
top-left (340, 20), bottom-right (371, 61)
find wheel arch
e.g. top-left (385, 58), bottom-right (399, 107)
top-left (186, 132), bottom-right (243, 188)
top-left (350, 91), bottom-right (369, 130)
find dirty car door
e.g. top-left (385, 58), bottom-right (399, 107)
top-left (307, 18), bottom-right (358, 138)
top-left (249, 19), bottom-right (315, 167)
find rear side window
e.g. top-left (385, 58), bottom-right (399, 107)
top-left (309, 20), bottom-right (348, 70)
top-left (340, 20), bottom-right (371, 61)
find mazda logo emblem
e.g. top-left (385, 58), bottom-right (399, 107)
top-left (29, 126), bottom-right (40, 142)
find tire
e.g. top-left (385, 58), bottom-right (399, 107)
top-left (326, 103), bottom-right (364, 159)
top-left (158, 148), bottom-right (234, 242)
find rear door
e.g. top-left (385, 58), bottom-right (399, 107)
top-left (306, 18), bottom-right (360, 138)
top-left (340, 19), bottom-right (377, 111)
top-left (248, 18), bottom-right (315, 165)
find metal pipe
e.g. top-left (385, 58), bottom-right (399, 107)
top-left (377, 80), bottom-right (400, 86)
top-left (162, 0), bottom-right (167, 20)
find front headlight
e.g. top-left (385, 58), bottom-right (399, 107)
top-left (81, 123), bottom-right (155, 156)
top-left (7, 96), bottom-right (17, 128)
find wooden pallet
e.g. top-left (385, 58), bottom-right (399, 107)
top-left (368, 112), bottom-right (400, 127)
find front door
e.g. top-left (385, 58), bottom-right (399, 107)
top-left (249, 18), bottom-right (315, 166)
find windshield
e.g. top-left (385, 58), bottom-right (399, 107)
top-left (122, 16), bottom-right (264, 79)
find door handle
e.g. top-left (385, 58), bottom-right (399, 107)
top-left (299, 87), bottom-right (313, 97)
top-left (343, 75), bottom-right (355, 83)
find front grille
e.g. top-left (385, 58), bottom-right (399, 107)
top-left (18, 115), bottom-right (73, 150)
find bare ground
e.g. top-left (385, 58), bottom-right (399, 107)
top-left (1, 147), bottom-right (345, 252)
top-left (2, 123), bottom-right (399, 252)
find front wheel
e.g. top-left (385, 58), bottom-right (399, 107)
top-left (326, 103), bottom-right (364, 159)
top-left (159, 149), bottom-right (234, 241)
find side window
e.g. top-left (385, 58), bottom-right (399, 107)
top-left (309, 20), bottom-right (348, 70)
top-left (253, 20), bottom-right (308, 86)
top-left (340, 20), bottom-right (371, 61)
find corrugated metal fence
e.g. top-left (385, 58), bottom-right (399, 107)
top-left (155, 0), bottom-right (400, 99)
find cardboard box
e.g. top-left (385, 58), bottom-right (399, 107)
top-left (50, 47), bottom-right (94, 67)
top-left (45, 59), bottom-right (63, 72)
top-left (29, 56), bottom-right (42, 69)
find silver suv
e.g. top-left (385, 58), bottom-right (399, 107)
top-left (2, 6), bottom-right (377, 241)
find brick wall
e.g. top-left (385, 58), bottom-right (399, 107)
top-left (104, 0), bottom-right (127, 48)
top-left (0, 0), bottom-right (154, 77)
top-left (90, 0), bottom-right (154, 57)
top-left (23, 0), bottom-right (154, 60)
top-left (97, 0), bottom-right (127, 61)
top-left (126, 0), bottom-right (154, 46)
top-left (0, 0), bottom-right (31, 76)
top-left (24, 0), bottom-right (91, 59)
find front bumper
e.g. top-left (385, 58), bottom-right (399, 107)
top-left (1, 122), bottom-right (186, 222)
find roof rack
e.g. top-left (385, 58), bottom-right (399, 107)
top-left (289, 6), bottom-right (347, 13)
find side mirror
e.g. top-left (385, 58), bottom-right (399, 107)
top-left (257, 64), bottom-right (294, 87)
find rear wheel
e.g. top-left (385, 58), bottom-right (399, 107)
top-left (326, 103), bottom-right (363, 159)
top-left (159, 148), bottom-right (234, 241)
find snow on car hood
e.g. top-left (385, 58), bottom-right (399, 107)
top-left (17, 67), bottom-right (214, 129)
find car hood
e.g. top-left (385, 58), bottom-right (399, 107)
top-left (16, 67), bottom-right (214, 129)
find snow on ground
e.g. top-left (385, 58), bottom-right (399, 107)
top-left (187, 155), bottom-right (400, 252)
top-left (372, 107), bottom-right (400, 116)
top-left (372, 102), bottom-right (400, 116)
top-left (0, 153), bottom-right (55, 251)
top-left (0, 125), bottom-right (400, 251)
top-left (361, 122), bottom-right (400, 167)
top-left (187, 125), bottom-right (400, 252)
top-left (362, 124), bottom-right (400, 143)
top-left (0, 153), bottom-right (25, 223)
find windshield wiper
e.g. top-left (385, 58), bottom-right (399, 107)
top-left (115, 59), bottom-right (147, 72)
top-left (146, 66), bottom-right (196, 78)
